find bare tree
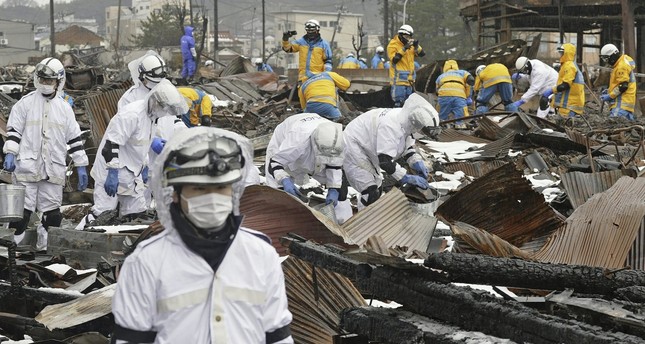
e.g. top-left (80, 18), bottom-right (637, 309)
top-left (352, 22), bottom-right (366, 58)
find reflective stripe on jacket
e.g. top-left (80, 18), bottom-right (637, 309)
top-left (298, 72), bottom-right (350, 109)
top-left (437, 70), bottom-right (471, 98)
top-left (553, 43), bottom-right (585, 116)
top-left (387, 36), bottom-right (422, 86)
top-left (474, 63), bottom-right (511, 91)
top-left (282, 36), bottom-right (333, 81)
top-left (609, 54), bottom-right (636, 113)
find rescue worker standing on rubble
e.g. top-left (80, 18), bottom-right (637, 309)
top-left (254, 57), bottom-right (274, 72)
top-left (112, 127), bottom-right (293, 344)
top-left (265, 113), bottom-right (350, 221)
top-left (339, 53), bottom-right (360, 69)
top-left (435, 60), bottom-right (474, 127)
top-left (540, 43), bottom-right (585, 118)
top-left (282, 19), bottom-right (332, 81)
top-left (371, 46), bottom-right (386, 69)
top-left (298, 71), bottom-right (350, 121)
top-left (178, 87), bottom-right (214, 127)
top-left (2, 57), bottom-right (89, 248)
top-left (599, 43), bottom-right (636, 120)
top-left (388, 25), bottom-right (425, 107)
top-left (88, 80), bottom-right (188, 223)
top-left (474, 63), bottom-right (516, 114)
top-left (510, 57), bottom-right (559, 118)
top-left (180, 25), bottom-right (197, 82)
top-left (343, 93), bottom-right (439, 209)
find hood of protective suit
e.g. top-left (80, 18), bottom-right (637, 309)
top-left (311, 121), bottom-right (344, 173)
top-left (184, 26), bottom-right (194, 36)
top-left (128, 50), bottom-right (161, 88)
top-left (145, 79), bottom-right (189, 121)
top-left (560, 43), bottom-right (576, 64)
top-left (151, 127), bottom-right (255, 234)
top-left (396, 93), bottom-right (440, 135)
top-left (443, 60), bottom-right (458, 72)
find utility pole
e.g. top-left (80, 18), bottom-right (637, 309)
top-left (213, 0), bottom-right (218, 61)
top-left (383, 0), bottom-right (388, 45)
top-left (262, 0), bottom-right (266, 61)
top-left (189, 0), bottom-right (194, 26)
top-left (116, 0), bottom-right (122, 66)
top-left (330, 5), bottom-right (343, 49)
top-left (49, 0), bottom-right (55, 55)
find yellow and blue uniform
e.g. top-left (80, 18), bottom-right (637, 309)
top-left (387, 35), bottom-right (424, 106)
top-left (178, 87), bottom-right (213, 127)
top-left (551, 43), bottom-right (585, 117)
top-left (298, 71), bottom-right (350, 120)
top-left (436, 60), bottom-right (473, 122)
top-left (371, 54), bottom-right (385, 69)
top-left (339, 55), bottom-right (360, 69)
top-left (282, 35), bottom-right (332, 81)
top-left (607, 54), bottom-right (636, 118)
top-left (474, 63), bottom-right (514, 114)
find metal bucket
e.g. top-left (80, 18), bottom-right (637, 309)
top-left (0, 184), bottom-right (26, 223)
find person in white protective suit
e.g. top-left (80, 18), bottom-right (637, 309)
top-left (89, 79), bottom-right (189, 222)
top-left (265, 113), bottom-right (351, 221)
top-left (2, 57), bottom-right (89, 248)
top-left (111, 127), bottom-right (293, 344)
top-left (343, 93), bottom-right (440, 209)
top-left (510, 57), bottom-right (558, 118)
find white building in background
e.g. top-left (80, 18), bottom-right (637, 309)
top-left (271, 10), bottom-right (364, 70)
top-left (0, 19), bottom-right (41, 65)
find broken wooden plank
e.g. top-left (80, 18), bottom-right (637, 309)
top-left (35, 284), bottom-right (115, 330)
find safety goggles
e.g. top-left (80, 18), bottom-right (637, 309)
top-left (600, 55), bottom-right (610, 63)
top-left (556, 47), bottom-right (565, 57)
top-left (142, 64), bottom-right (168, 79)
top-left (35, 63), bottom-right (59, 79)
top-left (164, 137), bottom-right (243, 178)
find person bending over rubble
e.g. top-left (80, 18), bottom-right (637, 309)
top-left (178, 86), bottom-right (214, 127)
top-left (599, 43), bottom-right (636, 120)
top-left (435, 60), bottom-right (474, 128)
top-left (87, 79), bottom-right (188, 224)
top-left (297, 71), bottom-right (350, 121)
top-left (540, 43), bottom-right (585, 119)
top-left (343, 93), bottom-right (439, 210)
top-left (265, 113), bottom-right (351, 221)
top-left (473, 63), bottom-right (516, 114)
top-left (112, 127), bottom-right (293, 344)
top-left (3, 57), bottom-right (89, 249)
top-left (511, 57), bottom-right (559, 118)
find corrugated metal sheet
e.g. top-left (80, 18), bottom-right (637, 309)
top-left (560, 170), bottom-right (624, 209)
top-left (476, 133), bottom-right (516, 160)
top-left (200, 78), bottom-right (264, 103)
top-left (531, 176), bottom-right (645, 269)
top-left (436, 163), bottom-right (565, 247)
top-left (35, 284), bottom-right (115, 330)
top-left (626, 218), bottom-right (645, 270)
top-left (442, 160), bottom-right (508, 178)
top-left (450, 221), bottom-right (532, 259)
top-left (477, 116), bottom-right (514, 141)
top-left (283, 256), bottom-right (366, 344)
top-left (82, 88), bottom-right (127, 145)
top-left (239, 185), bottom-right (346, 255)
top-left (339, 188), bottom-right (437, 254)
top-left (436, 128), bottom-right (491, 144)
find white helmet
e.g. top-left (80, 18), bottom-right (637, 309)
top-left (401, 93), bottom-right (441, 139)
top-left (476, 65), bottom-right (486, 76)
top-left (305, 19), bottom-right (320, 33)
top-left (515, 56), bottom-right (529, 72)
top-left (376, 46), bottom-right (384, 54)
top-left (164, 133), bottom-right (244, 186)
top-left (312, 122), bottom-right (344, 173)
top-left (600, 43), bottom-right (620, 64)
top-left (359, 57), bottom-right (367, 63)
top-left (138, 53), bottom-right (167, 85)
top-left (34, 57), bottom-right (65, 96)
top-left (204, 60), bottom-right (214, 67)
top-left (347, 53), bottom-right (355, 58)
top-left (398, 24), bottom-right (414, 36)
top-left (252, 58), bottom-right (263, 65)
top-left (146, 79), bottom-right (189, 121)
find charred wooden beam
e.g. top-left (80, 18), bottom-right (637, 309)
top-left (424, 252), bottom-right (645, 296)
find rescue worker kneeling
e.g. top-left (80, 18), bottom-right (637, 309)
top-left (111, 127), bottom-right (294, 343)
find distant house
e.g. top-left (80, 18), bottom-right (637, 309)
top-left (0, 18), bottom-right (41, 65)
top-left (54, 25), bottom-right (106, 51)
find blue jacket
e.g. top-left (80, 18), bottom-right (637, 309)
top-left (257, 63), bottom-right (274, 72)
top-left (180, 26), bottom-right (195, 60)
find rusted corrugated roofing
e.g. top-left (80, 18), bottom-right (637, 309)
top-left (476, 133), bottom-right (516, 160)
top-left (436, 163), bottom-right (565, 247)
top-left (283, 256), bottom-right (366, 344)
top-left (239, 185), bottom-right (346, 255)
top-left (442, 160), bottom-right (507, 178)
top-left (82, 88), bottom-right (127, 145)
top-left (450, 221), bottom-right (532, 259)
top-left (436, 128), bottom-right (491, 144)
top-left (35, 284), bottom-right (114, 330)
top-left (477, 116), bottom-right (515, 141)
top-left (338, 188), bottom-right (437, 254)
top-left (560, 170), bottom-right (624, 209)
top-left (531, 176), bottom-right (645, 269)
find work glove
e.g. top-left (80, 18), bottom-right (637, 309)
top-left (201, 115), bottom-right (212, 127)
top-left (411, 161), bottom-right (429, 179)
top-left (104, 168), bottom-right (119, 197)
top-left (76, 166), bottom-right (88, 191)
top-left (326, 189), bottom-right (339, 206)
top-left (600, 93), bottom-right (612, 102)
top-left (511, 99), bottom-right (526, 108)
top-left (511, 72), bottom-right (521, 82)
top-left (539, 95), bottom-right (551, 111)
top-left (142, 166), bottom-right (149, 184)
top-left (542, 89), bottom-right (554, 98)
top-left (282, 30), bottom-right (296, 41)
top-left (151, 137), bottom-right (167, 154)
top-left (3, 153), bottom-right (15, 172)
top-left (413, 40), bottom-right (420, 49)
top-left (399, 174), bottom-right (429, 189)
top-left (403, 40), bottom-right (414, 50)
top-left (466, 97), bottom-right (473, 106)
top-left (281, 178), bottom-right (301, 198)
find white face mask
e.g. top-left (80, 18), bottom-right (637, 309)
top-left (181, 192), bottom-right (233, 230)
top-left (38, 84), bottom-right (56, 96)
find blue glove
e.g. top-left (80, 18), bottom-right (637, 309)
top-left (511, 99), bottom-right (526, 108)
top-left (151, 137), bottom-right (167, 154)
top-left (142, 166), bottom-right (149, 184)
top-left (400, 174), bottom-right (429, 189)
top-left (466, 97), bottom-right (473, 106)
top-left (104, 168), bottom-right (119, 197)
top-left (281, 178), bottom-right (300, 197)
top-left (542, 89), bottom-right (554, 98)
top-left (511, 72), bottom-right (521, 81)
top-left (411, 161), bottom-right (429, 179)
top-left (3, 153), bottom-right (15, 172)
top-left (600, 93), bottom-right (612, 102)
top-left (326, 189), bottom-right (339, 206)
top-left (76, 166), bottom-right (88, 191)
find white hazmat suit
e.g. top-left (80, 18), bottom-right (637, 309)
top-left (518, 59), bottom-right (558, 118)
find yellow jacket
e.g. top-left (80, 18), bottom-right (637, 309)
top-left (298, 72), bottom-right (350, 108)
top-left (178, 87), bottom-right (213, 126)
top-left (551, 43), bottom-right (585, 116)
top-left (474, 63), bottom-right (511, 92)
top-left (436, 60), bottom-right (472, 98)
top-left (387, 36), bottom-right (423, 86)
top-left (282, 36), bottom-right (333, 81)
top-left (608, 54), bottom-right (636, 113)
